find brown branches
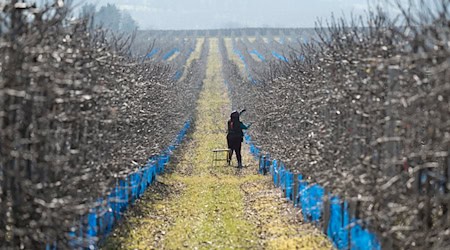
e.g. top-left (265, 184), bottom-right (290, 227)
top-left (224, 1), bottom-right (450, 249)
top-left (0, 1), bottom-right (204, 248)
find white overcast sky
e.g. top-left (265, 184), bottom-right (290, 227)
top-left (71, 0), bottom-right (387, 30)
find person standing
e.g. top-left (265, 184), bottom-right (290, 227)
top-left (226, 110), bottom-right (250, 168)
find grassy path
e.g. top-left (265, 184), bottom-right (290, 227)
top-left (103, 38), bottom-right (331, 250)
top-left (179, 37), bottom-right (205, 82)
top-left (224, 38), bottom-right (246, 75)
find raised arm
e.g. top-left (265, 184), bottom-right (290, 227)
top-left (240, 122), bottom-right (251, 130)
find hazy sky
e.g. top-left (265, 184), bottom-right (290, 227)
top-left (73, 0), bottom-right (382, 30)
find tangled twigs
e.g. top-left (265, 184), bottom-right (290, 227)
top-left (0, 1), bottom-right (204, 248)
top-left (223, 1), bottom-right (450, 249)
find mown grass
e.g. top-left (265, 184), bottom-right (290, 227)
top-left (179, 37), bottom-right (205, 82)
top-left (167, 51), bottom-right (181, 61)
top-left (224, 38), bottom-right (246, 75)
top-left (186, 37), bottom-right (205, 66)
top-left (162, 38), bottom-right (260, 249)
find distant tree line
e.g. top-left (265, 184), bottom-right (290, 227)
top-left (139, 27), bottom-right (317, 38)
top-left (80, 3), bottom-right (139, 33)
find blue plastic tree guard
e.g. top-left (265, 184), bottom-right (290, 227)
top-left (46, 242), bottom-right (57, 250)
top-left (145, 48), bottom-right (159, 59)
top-left (172, 47), bottom-right (195, 81)
top-left (265, 156), bottom-right (271, 174)
top-left (258, 155), bottom-right (265, 174)
top-left (233, 48), bottom-right (257, 83)
top-left (299, 180), bottom-right (311, 221)
top-left (279, 163), bottom-right (286, 190)
top-left (249, 49), bottom-right (266, 62)
top-left (272, 159), bottom-right (279, 186)
top-left (327, 197), bottom-right (350, 249)
top-left (309, 184), bottom-right (325, 222)
top-left (163, 48), bottom-right (180, 61)
top-left (62, 120), bottom-right (191, 249)
top-left (350, 220), bottom-right (381, 250)
top-left (299, 182), bottom-right (324, 223)
top-left (285, 171), bottom-right (293, 201)
top-left (243, 132), bottom-right (381, 250)
top-left (244, 133), bottom-right (260, 157)
top-left (174, 70), bottom-right (182, 80)
top-left (271, 51), bottom-right (288, 62)
top-left (258, 154), bottom-right (271, 175)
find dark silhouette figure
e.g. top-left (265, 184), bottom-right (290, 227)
top-left (226, 110), bottom-right (250, 168)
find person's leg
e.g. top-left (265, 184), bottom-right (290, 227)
top-left (229, 137), bottom-right (240, 167)
top-left (236, 141), bottom-right (242, 168)
top-left (227, 136), bottom-right (232, 165)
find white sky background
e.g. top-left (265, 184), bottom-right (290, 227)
top-left (71, 0), bottom-right (388, 30)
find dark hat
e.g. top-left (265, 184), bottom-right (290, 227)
top-left (230, 110), bottom-right (239, 119)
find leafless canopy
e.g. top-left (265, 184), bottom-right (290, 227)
top-left (0, 1), bottom-right (205, 248)
top-left (223, 1), bottom-right (450, 249)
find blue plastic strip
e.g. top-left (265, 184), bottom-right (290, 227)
top-left (163, 48), bottom-right (180, 60)
top-left (145, 48), bottom-right (159, 59)
top-left (174, 47), bottom-right (195, 80)
top-left (174, 70), bottom-right (182, 80)
top-left (249, 49), bottom-right (265, 61)
top-left (233, 48), bottom-right (257, 84)
top-left (63, 120), bottom-right (191, 249)
top-left (285, 172), bottom-right (293, 200)
top-left (271, 51), bottom-right (288, 62)
top-left (309, 184), bottom-right (324, 222)
top-left (350, 220), bottom-right (381, 250)
top-left (244, 132), bottom-right (381, 250)
top-left (327, 197), bottom-right (350, 249)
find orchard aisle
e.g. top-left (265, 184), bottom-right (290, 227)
top-left (103, 38), bottom-right (331, 250)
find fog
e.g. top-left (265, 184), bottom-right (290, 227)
top-left (73, 0), bottom-right (380, 30)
